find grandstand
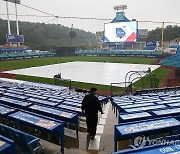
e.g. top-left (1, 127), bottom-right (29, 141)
top-left (0, 50), bottom-right (179, 153)
top-left (0, 47), bottom-right (56, 60)
top-left (159, 44), bottom-right (180, 87)
top-left (75, 49), bottom-right (162, 57)
top-left (0, 1), bottom-right (180, 154)
top-left (0, 70), bottom-right (180, 154)
top-left (112, 87), bottom-right (180, 153)
top-left (0, 78), bottom-right (109, 153)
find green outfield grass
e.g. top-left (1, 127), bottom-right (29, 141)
top-left (0, 56), bottom-right (170, 93)
top-left (0, 56), bottom-right (157, 70)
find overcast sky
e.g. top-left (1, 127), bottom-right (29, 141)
top-left (0, 0), bottom-right (180, 33)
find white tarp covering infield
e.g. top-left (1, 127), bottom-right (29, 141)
top-left (5, 61), bottom-right (160, 87)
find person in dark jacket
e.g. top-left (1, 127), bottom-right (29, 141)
top-left (82, 87), bottom-right (103, 139)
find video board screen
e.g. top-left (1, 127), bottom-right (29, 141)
top-left (104, 21), bottom-right (137, 43)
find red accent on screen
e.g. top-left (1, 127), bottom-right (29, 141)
top-left (125, 32), bottom-right (136, 42)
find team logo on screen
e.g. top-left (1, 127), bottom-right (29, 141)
top-left (116, 28), bottom-right (126, 38)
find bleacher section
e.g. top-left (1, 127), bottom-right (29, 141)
top-left (160, 45), bottom-right (180, 67)
top-left (0, 78), bottom-right (108, 153)
top-left (144, 46), bottom-right (156, 50)
top-left (75, 50), bottom-right (161, 57)
top-left (113, 137), bottom-right (180, 154)
top-left (111, 88), bottom-right (180, 153)
top-left (112, 47), bottom-right (125, 50)
top-left (169, 44), bottom-right (180, 52)
top-left (0, 123), bottom-right (41, 154)
top-left (0, 51), bottom-right (56, 60)
top-left (1, 77), bottom-right (180, 153)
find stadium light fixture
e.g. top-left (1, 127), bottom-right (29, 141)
top-left (4, 0), bottom-right (20, 4)
top-left (114, 5), bottom-right (127, 12)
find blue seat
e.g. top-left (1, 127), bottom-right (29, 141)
top-left (0, 124), bottom-right (41, 154)
top-left (0, 135), bottom-right (16, 154)
top-left (0, 124), bottom-right (13, 140)
top-left (12, 130), bottom-right (41, 154)
top-left (129, 133), bottom-right (180, 150)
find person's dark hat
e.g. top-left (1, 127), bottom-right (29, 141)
top-left (90, 87), bottom-right (97, 92)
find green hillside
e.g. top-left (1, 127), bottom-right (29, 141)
top-left (0, 18), bottom-right (97, 50)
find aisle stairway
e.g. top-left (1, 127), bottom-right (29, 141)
top-left (40, 101), bottom-right (118, 154)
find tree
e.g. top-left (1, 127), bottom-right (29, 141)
top-left (0, 18), bottom-right (97, 49)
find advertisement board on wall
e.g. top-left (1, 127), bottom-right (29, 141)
top-left (104, 21), bottom-right (137, 43)
top-left (146, 41), bottom-right (156, 47)
top-left (6, 34), bottom-right (24, 43)
top-left (138, 29), bottom-right (148, 38)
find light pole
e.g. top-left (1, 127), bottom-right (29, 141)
top-left (15, 2), bottom-right (20, 46)
top-left (4, 0), bottom-right (21, 46)
top-left (5, 0), bottom-right (11, 35)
